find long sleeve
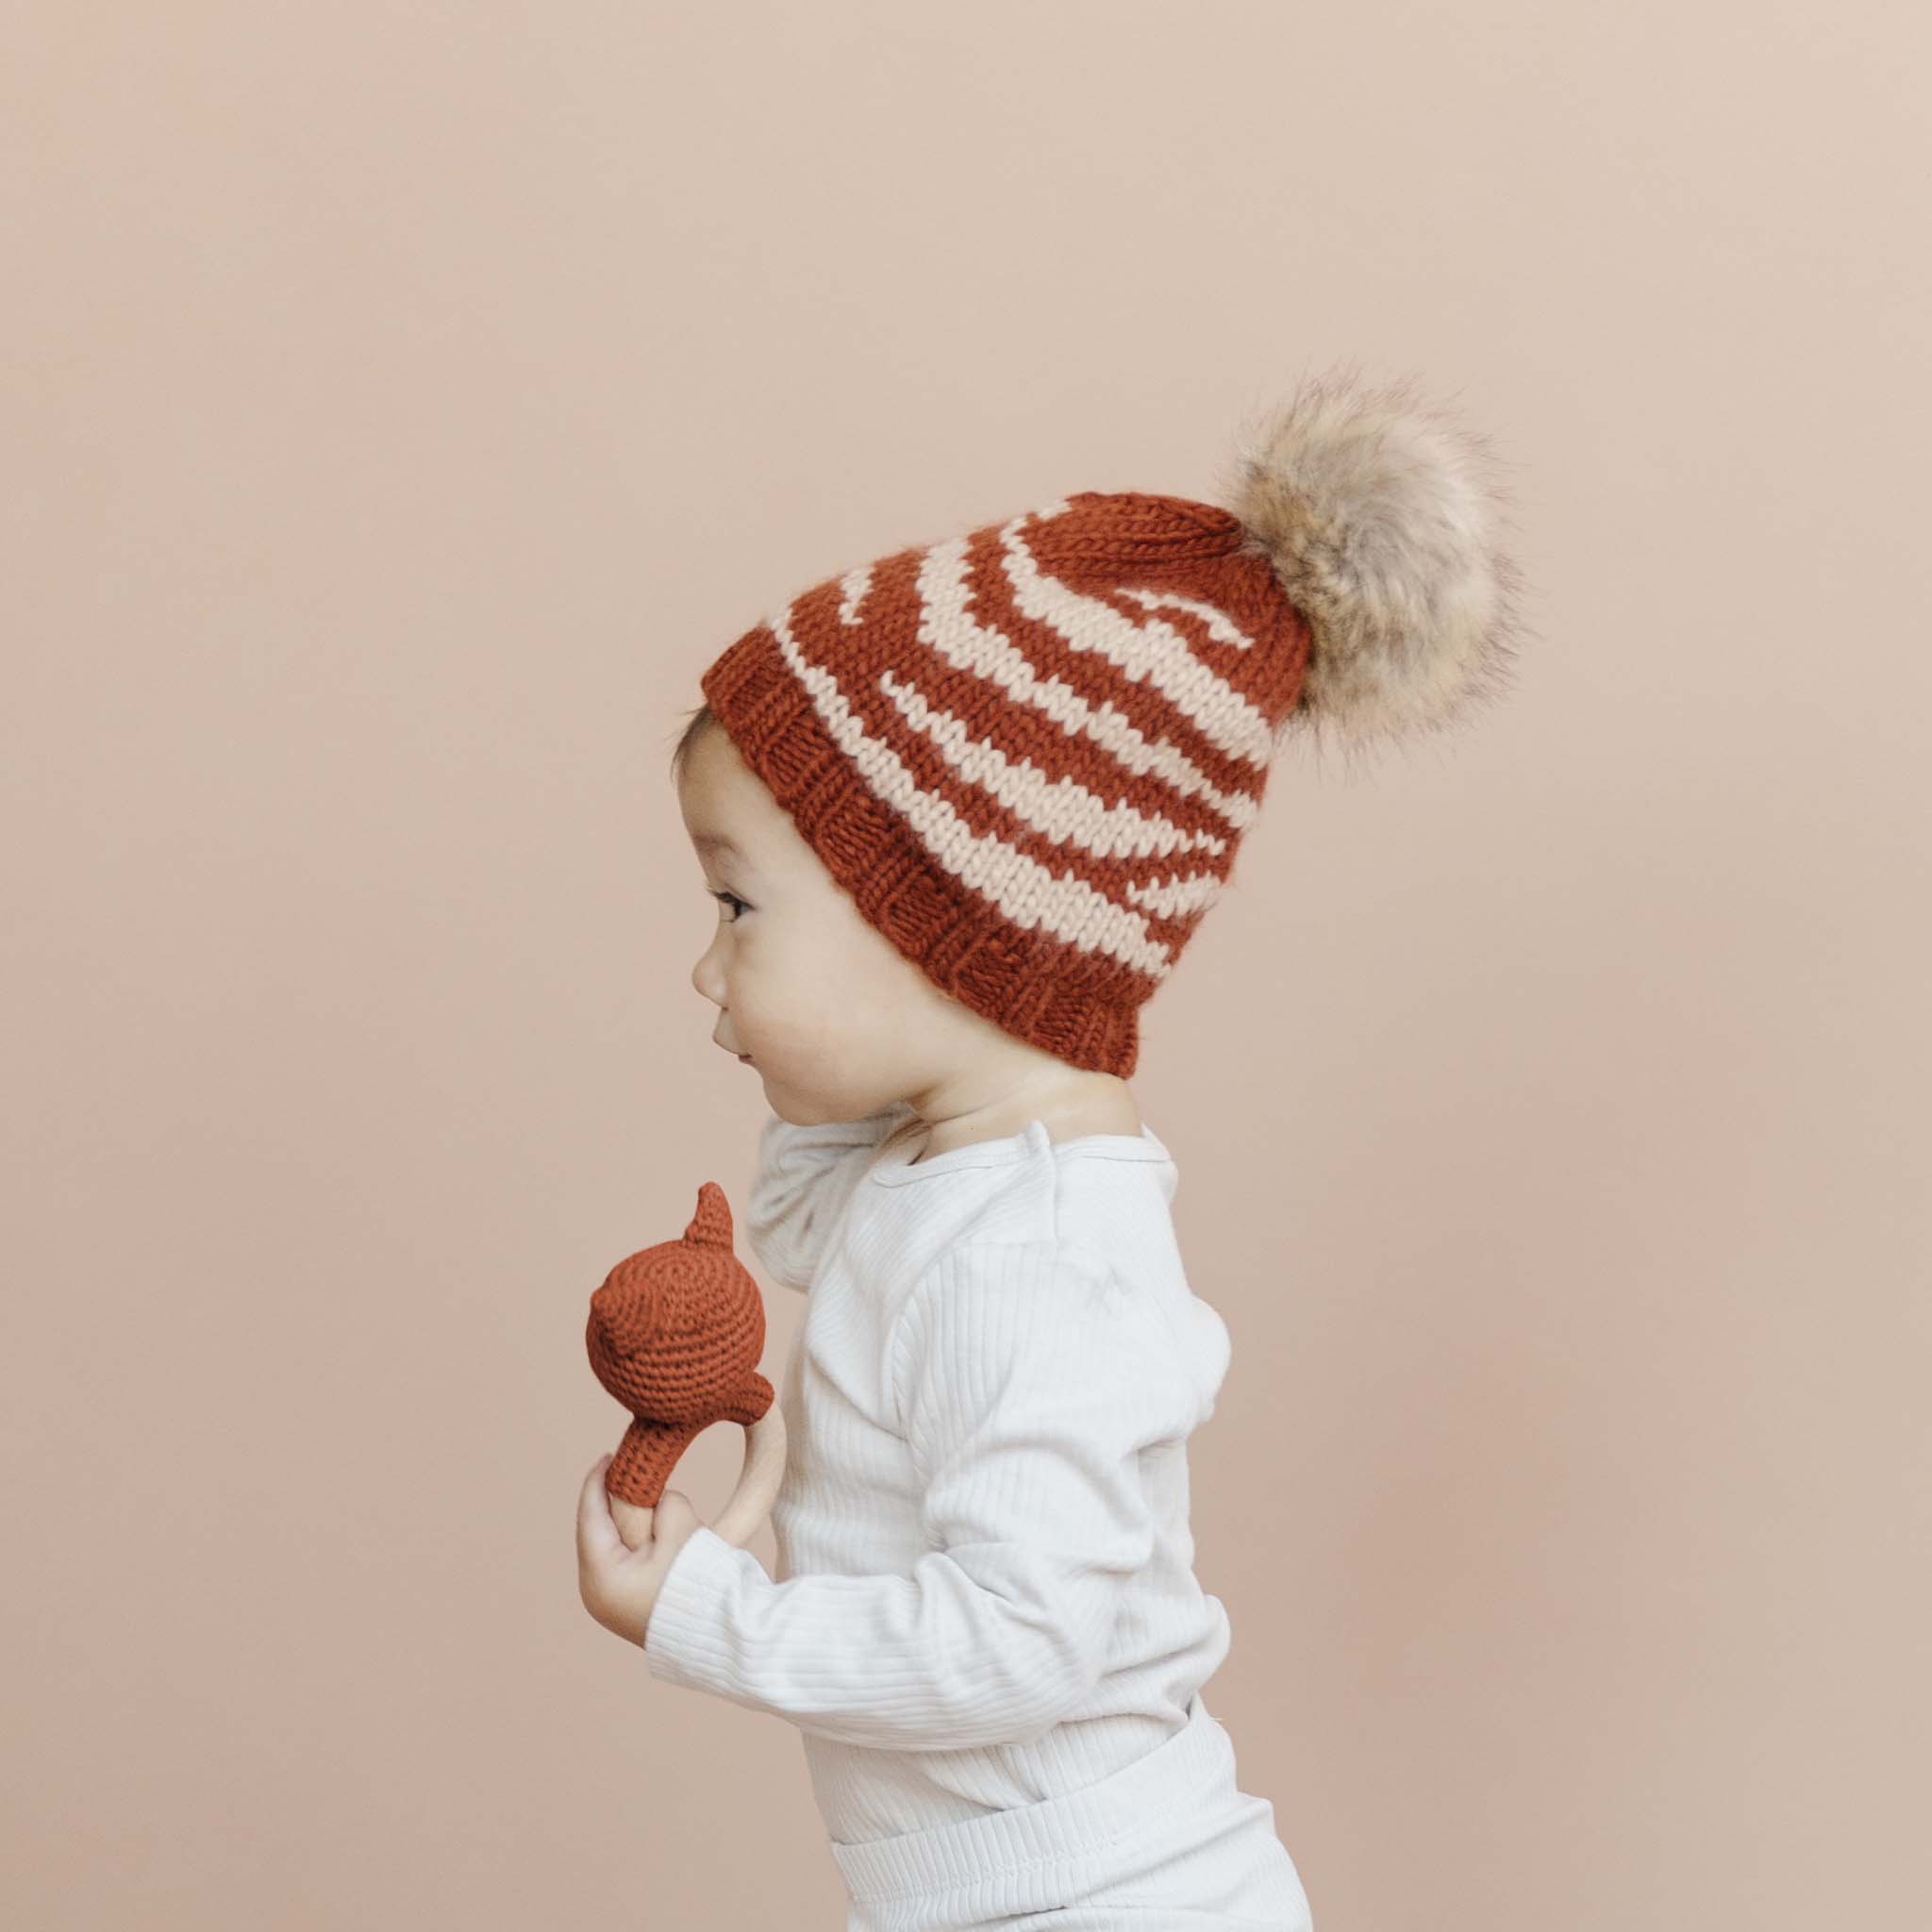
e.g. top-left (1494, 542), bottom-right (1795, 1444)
top-left (641, 1239), bottom-right (1207, 1750)
top-left (741, 1102), bottom-right (917, 1292)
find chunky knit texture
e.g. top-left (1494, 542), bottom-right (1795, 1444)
top-left (700, 491), bottom-right (1309, 1079)
top-left (694, 367), bottom-right (1529, 1078)
top-left (641, 1106), bottom-right (1284, 1880)
top-left (586, 1180), bottom-right (775, 1508)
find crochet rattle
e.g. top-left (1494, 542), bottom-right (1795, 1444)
top-left (585, 1179), bottom-right (788, 1554)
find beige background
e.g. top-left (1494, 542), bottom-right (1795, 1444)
top-left (4, 4), bottom-right (1926, 1926)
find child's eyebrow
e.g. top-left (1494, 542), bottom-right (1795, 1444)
top-left (691, 832), bottom-right (746, 862)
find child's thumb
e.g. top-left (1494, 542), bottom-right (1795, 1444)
top-left (657, 1490), bottom-right (701, 1535)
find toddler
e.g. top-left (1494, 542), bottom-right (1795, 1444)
top-left (576, 365), bottom-right (1527, 1929)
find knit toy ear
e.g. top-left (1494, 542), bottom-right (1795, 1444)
top-left (1218, 361), bottom-right (1531, 759)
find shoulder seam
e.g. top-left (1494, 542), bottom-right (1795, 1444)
top-left (882, 1237), bottom-right (1121, 1436)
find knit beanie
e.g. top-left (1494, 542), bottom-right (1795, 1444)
top-left (694, 364), bottom-right (1528, 1079)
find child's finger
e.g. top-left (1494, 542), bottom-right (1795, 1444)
top-left (656, 1490), bottom-right (699, 1536)
top-left (576, 1455), bottom-right (622, 1565)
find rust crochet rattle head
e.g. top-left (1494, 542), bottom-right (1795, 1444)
top-left (585, 1181), bottom-right (785, 1539)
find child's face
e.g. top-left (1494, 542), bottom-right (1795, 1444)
top-left (676, 722), bottom-right (953, 1124)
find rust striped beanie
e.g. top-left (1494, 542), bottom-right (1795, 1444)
top-left (694, 365), bottom-right (1529, 1079)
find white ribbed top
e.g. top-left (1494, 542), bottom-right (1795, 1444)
top-left (641, 1102), bottom-right (1238, 1847)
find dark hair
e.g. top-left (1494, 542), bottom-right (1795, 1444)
top-left (669, 701), bottom-right (715, 782)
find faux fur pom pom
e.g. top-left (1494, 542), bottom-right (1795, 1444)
top-left (1219, 363), bottom-right (1530, 757)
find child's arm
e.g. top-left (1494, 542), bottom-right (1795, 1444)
top-left (641, 1238), bottom-right (1221, 1752)
top-left (742, 1102), bottom-right (917, 1292)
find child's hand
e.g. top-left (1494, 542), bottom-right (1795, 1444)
top-left (575, 1453), bottom-right (704, 1648)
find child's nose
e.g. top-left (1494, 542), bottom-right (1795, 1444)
top-left (691, 941), bottom-right (724, 1008)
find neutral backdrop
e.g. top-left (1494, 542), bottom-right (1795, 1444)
top-left (5, 5), bottom-right (1926, 1928)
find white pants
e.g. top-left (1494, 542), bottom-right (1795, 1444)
top-left (831, 1693), bottom-right (1314, 1931)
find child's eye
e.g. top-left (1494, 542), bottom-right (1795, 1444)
top-left (708, 889), bottom-right (750, 921)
